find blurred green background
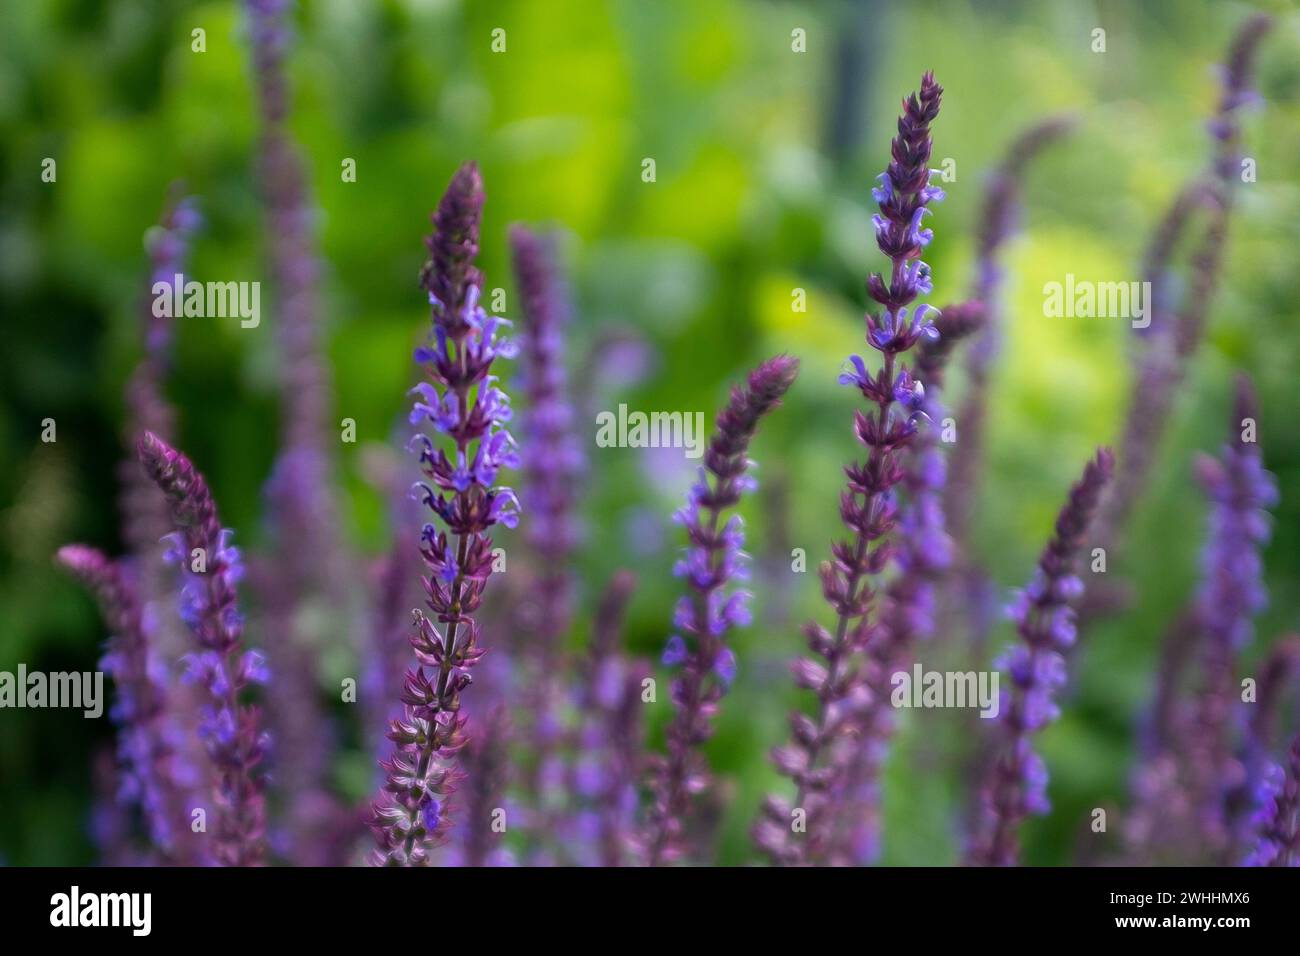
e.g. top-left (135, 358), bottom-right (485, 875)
top-left (1, 0), bottom-right (1298, 865)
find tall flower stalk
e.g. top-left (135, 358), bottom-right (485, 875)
top-left (645, 355), bottom-right (799, 865)
top-left (121, 191), bottom-right (202, 683)
top-left (244, 0), bottom-right (348, 862)
top-left (967, 449), bottom-right (1113, 866)
top-left (509, 225), bottom-right (583, 858)
top-left (370, 162), bottom-right (521, 866)
top-left (56, 546), bottom-right (194, 862)
top-left (137, 432), bottom-right (270, 866)
top-left (121, 191), bottom-right (200, 563)
top-left (1095, 14), bottom-right (1271, 553)
top-left (757, 74), bottom-right (943, 866)
top-left (1187, 375), bottom-right (1276, 858)
top-left (62, 193), bottom-right (202, 864)
top-left (825, 300), bottom-right (984, 864)
top-left (1126, 381), bottom-right (1278, 863)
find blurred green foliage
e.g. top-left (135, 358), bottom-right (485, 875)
top-left (1, 0), bottom-right (1298, 865)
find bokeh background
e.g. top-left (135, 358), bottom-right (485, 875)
top-left (2, 0), bottom-right (1298, 865)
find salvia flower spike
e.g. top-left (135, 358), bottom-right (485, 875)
top-left (1189, 375), bottom-right (1277, 857)
top-left (121, 190), bottom-right (200, 644)
top-left (509, 224), bottom-right (584, 859)
top-left (645, 354), bottom-right (799, 865)
top-left (572, 569), bottom-right (645, 866)
top-left (370, 162), bottom-right (520, 866)
top-left (1097, 15), bottom-right (1271, 554)
top-left (1246, 733), bottom-right (1300, 867)
top-left (828, 300), bottom-right (985, 864)
top-left (757, 73), bottom-right (942, 866)
top-left (56, 546), bottom-right (194, 861)
top-left (136, 431), bottom-right (270, 866)
top-left (967, 448), bottom-right (1114, 866)
top-left (245, 0), bottom-right (349, 864)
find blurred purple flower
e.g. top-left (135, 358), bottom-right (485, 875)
top-left (645, 354), bottom-right (799, 865)
top-left (57, 546), bottom-right (195, 862)
top-left (137, 431), bottom-right (270, 866)
top-left (967, 448), bottom-right (1113, 866)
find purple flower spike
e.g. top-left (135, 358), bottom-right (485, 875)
top-left (758, 74), bottom-right (943, 867)
top-left (645, 354), bottom-right (799, 866)
top-left (244, 0), bottom-right (350, 864)
top-left (371, 163), bottom-right (517, 866)
top-left (825, 301), bottom-right (985, 864)
top-left (509, 224), bottom-right (584, 860)
top-left (1245, 734), bottom-right (1300, 867)
top-left (564, 570), bottom-right (648, 867)
top-left (56, 546), bottom-right (194, 862)
top-left (116, 190), bottom-right (207, 839)
top-left (1094, 16), bottom-right (1271, 561)
top-left (1187, 375), bottom-right (1277, 858)
top-left (448, 705), bottom-right (514, 867)
top-left (136, 431), bottom-right (269, 866)
top-left (121, 188), bottom-right (201, 634)
top-left (967, 448), bottom-right (1114, 867)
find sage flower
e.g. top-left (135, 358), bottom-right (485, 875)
top-left (1097, 15), bottom-right (1271, 554)
top-left (570, 570), bottom-right (645, 866)
top-left (57, 546), bottom-right (194, 862)
top-left (645, 354), bottom-right (799, 865)
top-left (244, 0), bottom-right (348, 864)
top-left (826, 300), bottom-right (985, 864)
top-left (1187, 375), bottom-right (1277, 857)
top-left (510, 224), bottom-right (584, 859)
top-left (1245, 734), bottom-right (1300, 867)
top-left (757, 74), bottom-right (942, 866)
top-left (137, 432), bottom-right (270, 866)
top-left (370, 162), bottom-right (520, 866)
top-left (967, 448), bottom-right (1113, 866)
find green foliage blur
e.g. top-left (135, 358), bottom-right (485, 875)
top-left (1, 0), bottom-right (1298, 865)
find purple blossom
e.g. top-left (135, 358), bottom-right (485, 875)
top-left (136, 431), bottom-right (270, 866)
top-left (1095, 15), bottom-right (1271, 558)
top-left (825, 301), bottom-right (985, 864)
top-left (120, 189), bottom-right (201, 642)
top-left (371, 162), bottom-right (518, 866)
top-left (445, 705), bottom-right (514, 867)
top-left (560, 570), bottom-right (645, 866)
top-left (1187, 375), bottom-right (1277, 857)
top-left (509, 225), bottom-right (584, 860)
top-left (56, 546), bottom-right (194, 862)
top-left (244, 0), bottom-right (350, 864)
top-left (1233, 636), bottom-right (1300, 843)
top-left (117, 191), bottom-right (208, 824)
top-left (645, 354), bottom-right (799, 865)
top-left (1245, 735), bottom-right (1300, 867)
top-left (967, 448), bottom-right (1113, 866)
top-left (758, 74), bottom-right (942, 867)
